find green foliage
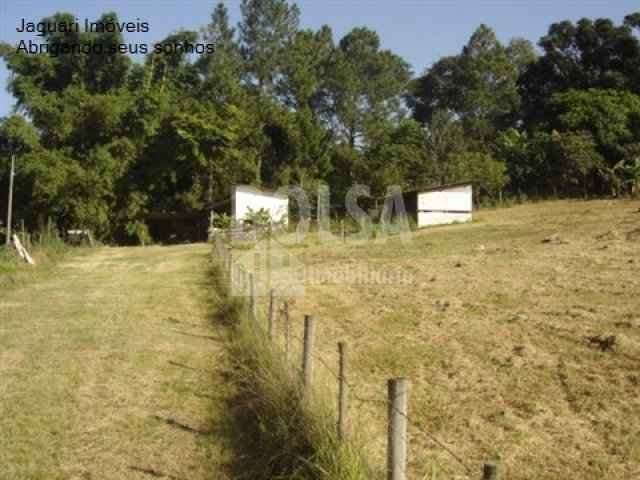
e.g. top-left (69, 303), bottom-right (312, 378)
top-left (411, 25), bottom-right (536, 139)
top-left (329, 27), bottom-right (412, 148)
top-left (198, 2), bottom-right (244, 103)
top-left (452, 151), bottom-right (509, 200)
top-left (550, 88), bottom-right (640, 158)
top-left (621, 155), bottom-right (640, 196)
top-left (210, 259), bottom-right (372, 480)
top-left (125, 220), bottom-right (152, 246)
top-left (239, 0), bottom-right (300, 92)
top-left (549, 130), bottom-right (604, 197)
top-left (2, 4), bottom-right (640, 245)
top-left (212, 212), bottom-right (233, 229)
top-left (243, 206), bottom-right (272, 226)
top-left (422, 110), bottom-right (468, 185)
top-left (519, 15), bottom-right (640, 124)
top-left (0, 115), bottom-right (39, 154)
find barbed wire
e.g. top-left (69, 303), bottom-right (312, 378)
top-left (284, 326), bottom-right (473, 475)
top-left (214, 238), bottom-right (476, 476)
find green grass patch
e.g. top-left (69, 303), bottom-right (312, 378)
top-left (209, 259), bottom-right (374, 480)
top-left (0, 239), bottom-right (78, 290)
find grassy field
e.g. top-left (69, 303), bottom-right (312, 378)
top-left (0, 240), bottom-right (73, 290)
top-left (0, 244), bottom-right (233, 479)
top-left (3, 200), bottom-right (638, 480)
top-left (240, 199), bottom-right (640, 480)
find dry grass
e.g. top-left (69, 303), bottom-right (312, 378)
top-left (208, 260), bottom-right (372, 480)
top-left (0, 241), bottom-right (75, 289)
top-left (244, 199), bottom-right (640, 480)
top-left (0, 244), bottom-right (234, 479)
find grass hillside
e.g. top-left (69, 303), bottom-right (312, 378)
top-left (0, 239), bottom-right (72, 289)
top-left (0, 244), bottom-right (233, 479)
top-left (242, 199), bottom-right (640, 480)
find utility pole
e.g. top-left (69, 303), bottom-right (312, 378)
top-left (5, 154), bottom-right (15, 246)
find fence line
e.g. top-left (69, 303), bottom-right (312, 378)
top-left (213, 232), bottom-right (496, 479)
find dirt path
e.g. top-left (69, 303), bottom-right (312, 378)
top-left (0, 244), bottom-right (232, 480)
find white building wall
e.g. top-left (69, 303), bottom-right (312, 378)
top-left (233, 185), bottom-right (289, 224)
top-left (417, 184), bottom-right (472, 227)
top-left (418, 211), bottom-right (472, 226)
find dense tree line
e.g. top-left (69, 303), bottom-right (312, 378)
top-left (1, 2), bottom-right (639, 242)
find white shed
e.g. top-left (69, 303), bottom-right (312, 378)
top-left (232, 185), bottom-right (289, 224)
top-left (404, 182), bottom-right (473, 228)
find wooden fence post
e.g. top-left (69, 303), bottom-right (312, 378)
top-left (267, 223), bottom-right (272, 291)
top-left (283, 301), bottom-right (290, 362)
top-left (387, 378), bottom-right (409, 480)
top-left (248, 273), bottom-right (256, 322)
top-left (302, 315), bottom-right (316, 391)
top-left (482, 462), bottom-right (499, 480)
top-left (341, 219), bottom-right (345, 243)
top-left (268, 289), bottom-right (275, 339)
top-left (254, 251), bottom-right (261, 291)
top-left (338, 341), bottom-right (349, 440)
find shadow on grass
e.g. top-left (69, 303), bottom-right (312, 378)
top-left (152, 415), bottom-right (214, 436)
top-left (204, 255), bottom-right (371, 480)
top-left (128, 465), bottom-right (185, 480)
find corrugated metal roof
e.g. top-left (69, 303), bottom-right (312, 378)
top-left (403, 181), bottom-right (473, 196)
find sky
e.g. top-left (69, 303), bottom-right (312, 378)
top-left (0, 0), bottom-right (638, 116)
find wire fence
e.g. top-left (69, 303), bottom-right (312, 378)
top-left (213, 231), bottom-right (499, 480)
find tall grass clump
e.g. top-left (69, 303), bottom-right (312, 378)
top-left (0, 225), bottom-right (79, 289)
top-left (209, 259), bottom-right (375, 480)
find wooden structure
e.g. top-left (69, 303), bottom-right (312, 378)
top-left (402, 182), bottom-right (473, 228)
top-left (232, 185), bottom-right (289, 225)
top-left (12, 234), bottom-right (35, 265)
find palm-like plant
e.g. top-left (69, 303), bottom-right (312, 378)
top-left (621, 156), bottom-right (640, 198)
top-left (599, 159), bottom-right (626, 197)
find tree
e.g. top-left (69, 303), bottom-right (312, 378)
top-left (1, 12), bottom-right (131, 98)
top-left (137, 100), bottom-right (259, 213)
top-left (411, 25), bottom-right (536, 139)
top-left (362, 119), bottom-right (426, 196)
top-left (519, 15), bottom-right (640, 126)
top-left (549, 130), bottom-right (604, 198)
top-left (0, 116), bottom-right (40, 237)
top-left (494, 128), bottom-right (531, 195)
top-left (548, 88), bottom-right (640, 192)
top-left (0, 115), bottom-right (39, 156)
top-left (451, 151), bottom-right (509, 202)
top-left (621, 155), bottom-right (640, 197)
top-left (239, 0), bottom-right (300, 93)
top-left (198, 2), bottom-right (244, 103)
top-left (277, 26), bottom-right (334, 114)
top-left (146, 30), bottom-right (201, 93)
top-left (422, 110), bottom-right (467, 185)
top-left (550, 89), bottom-right (640, 154)
top-left (328, 27), bottom-right (412, 148)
